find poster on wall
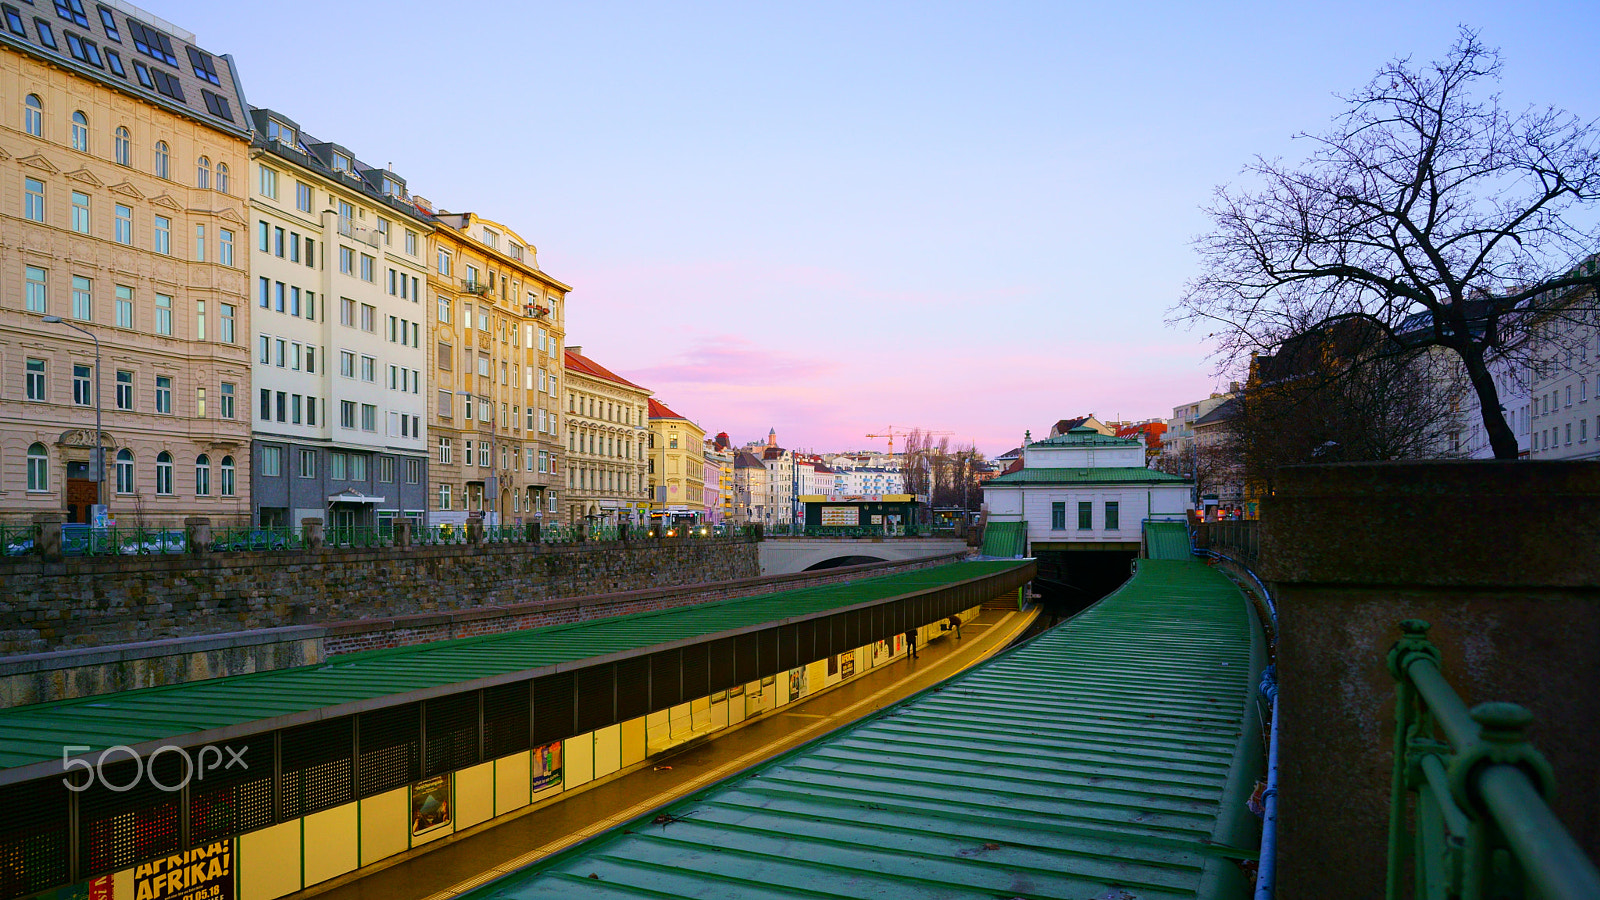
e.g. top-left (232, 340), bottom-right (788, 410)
top-left (125, 841), bottom-right (233, 900)
top-left (787, 665), bottom-right (808, 699)
top-left (820, 506), bottom-right (859, 526)
top-left (531, 741), bottom-right (564, 792)
top-left (411, 774), bottom-right (452, 837)
top-left (839, 652), bottom-right (855, 679)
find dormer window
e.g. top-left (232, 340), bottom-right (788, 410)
top-left (381, 175), bottom-right (402, 196)
top-left (508, 243), bottom-right (523, 261)
top-left (482, 228), bottom-right (498, 249)
top-left (333, 152), bottom-right (350, 173)
top-left (265, 118), bottom-right (293, 145)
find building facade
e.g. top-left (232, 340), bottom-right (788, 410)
top-left (702, 441), bottom-right (730, 524)
top-left (0, 8), bottom-right (252, 525)
top-left (426, 210), bottom-right (568, 529)
top-left (246, 109), bottom-right (431, 532)
top-left (563, 346), bottom-right (650, 526)
top-left (646, 398), bottom-right (705, 524)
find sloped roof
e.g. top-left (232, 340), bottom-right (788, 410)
top-left (1192, 397), bottom-right (1239, 428)
top-left (566, 350), bottom-right (649, 392)
top-left (1030, 427), bottom-right (1140, 448)
top-left (734, 450), bottom-right (766, 469)
top-left (986, 467), bottom-right (1189, 486)
top-left (648, 398), bottom-right (688, 421)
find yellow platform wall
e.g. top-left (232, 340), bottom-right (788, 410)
top-left (593, 724), bottom-right (621, 779)
top-left (566, 732), bottom-right (594, 788)
top-left (302, 803), bottom-right (358, 887)
top-left (238, 821), bottom-right (301, 900)
top-left (360, 787), bottom-right (409, 866)
top-left (455, 761), bottom-right (495, 831)
top-left (495, 751), bottom-right (532, 815)
top-left (620, 716), bottom-right (647, 767)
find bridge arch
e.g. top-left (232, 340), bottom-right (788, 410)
top-left (802, 554), bottom-right (890, 571)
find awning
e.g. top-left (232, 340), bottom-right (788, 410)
top-left (328, 490), bottom-right (386, 504)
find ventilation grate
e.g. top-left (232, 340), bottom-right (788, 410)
top-left (281, 717), bottom-right (354, 820)
top-left (190, 739), bottom-right (273, 843)
top-left (424, 692), bottom-right (480, 777)
top-left (0, 776), bottom-right (71, 897)
top-left (483, 681), bottom-right (532, 760)
top-left (532, 671), bottom-right (574, 745)
top-left (615, 656), bottom-right (650, 721)
top-left (78, 753), bottom-right (183, 876)
top-left (357, 704), bottom-right (421, 798)
top-left (574, 665), bottom-right (615, 734)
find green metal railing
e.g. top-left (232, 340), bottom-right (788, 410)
top-left (325, 525), bottom-right (386, 548)
top-left (210, 526), bottom-right (302, 552)
top-left (1387, 619), bottom-right (1600, 900)
top-left (0, 522), bottom-right (38, 556)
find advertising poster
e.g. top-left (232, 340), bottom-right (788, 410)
top-left (820, 507), bottom-right (858, 527)
top-left (839, 651), bottom-right (855, 679)
top-left (531, 741), bottom-right (563, 792)
top-left (129, 841), bottom-right (233, 900)
top-left (787, 666), bottom-right (808, 700)
top-left (411, 774), bottom-right (452, 837)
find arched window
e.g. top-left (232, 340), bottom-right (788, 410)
top-left (154, 141), bottom-right (169, 179)
top-left (23, 94), bottom-right (42, 137)
top-left (155, 451), bottom-right (173, 495)
top-left (195, 454), bottom-right (211, 496)
top-left (115, 449), bottom-right (134, 494)
top-left (196, 155), bottom-right (210, 189)
top-left (71, 111), bottom-right (88, 152)
top-left (220, 455), bottom-right (235, 496)
top-left (26, 443), bottom-right (49, 491)
top-left (114, 126), bottom-right (131, 166)
top-left (215, 162), bottom-right (229, 194)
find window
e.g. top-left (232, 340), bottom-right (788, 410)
top-left (24, 177), bottom-right (44, 222)
top-left (196, 155), bottom-right (210, 189)
top-left (438, 436), bottom-right (452, 464)
top-left (219, 382), bottom-right (234, 419)
top-left (478, 441), bottom-right (491, 467)
top-left (71, 276), bottom-right (92, 320)
top-left (35, 19), bottom-right (56, 50)
top-left (154, 374), bottom-right (171, 413)
top-left (439, 484), bottom-right (451, 511)
top-left (195, 385), bottom-right (206, 418)
top-left (27, 443), bottom-right (49, 491)
top-left (405, 229), bottom-right (418, 255)
top-left (219, 303), bottom-right (235, 344)
top-left (153, 216), bottom-right (170, 254)
top-left (154, 293), bottom-right (172, 335)
top-left (186, 45), bottom-right (220, 85)
top-left (361, 355), bottom-right (375, 382)
top-left (219, 455), bottom-right (235, 495)
top-left (339, 350), bottom-right (355, 377)
top-left (378, 456), bottom-right (394, 483)
top-left (218, 228), bottom-right (234, 266)
top-left (115, 369), bottom-right (132, 409)
top-left (23, 94), bottom-right (41, 136)
top-left (1078, 501), bottom-right (1092, 530)
top-left (3, 5), bottom-right (25, 37)
top-left (259, 445), bottom-right (282, 477)
top-left (104, 48), bottom-right (125, 77)
top-left (340, 400), bottom-right (356, 429)
top-left (115, 449), bottom-right (133, 493)
top-left (376, 217), bottom-right (390, 245)
top-left (1105, 501), bottom-right (1120, 531)
top-left (360, 304), bottom-right (375, 332)
top-left (154, 141), bottom-right (169, 179)
top-left (437, 249), bottom-right (451, 276)
top-left (332, 152), bottom-right (350, 172)
top-left (195, 454), bottom-right (210, 496)
top-left (26, 358), bottom-right (45, 401)
top-left (339, 246), bottom-right (354, 274)
top-left (361, 404), bottom-right (376, 431)
top-left (1051, 501), bottom-right (1066, 530)
top-left (114, 125), bottom-right (130, 165)
top-left (339, 296), bottom-right (355, 326)
top-left (55, 0), bottom-right (89, 28)
top-left (258, 164), bottom-right (277, 199)
top-left (114, 203), bottom-right (132, 244)
top-left (297, 448), bottom-right (316, 479)
top-left (360, 254), bottom-right (374, 282)
top-left (406, 459), bottom-right (420, 484)
top-left (154, 451), bottom-right (172, 495)
top-left (25, 266), bottom-right (47, 313)
top-left (72, 363), bottom-right (93, 406)
top-left (295, 180), bottom-right (311, 212)
top-left (194, 224), bottom-right (206, 261)
top-left (215, 162), bottom-right (228, 193)
top-left (71, 110), bottom-right (88, 151)
top-left (111, 284), bottom-right (132, 328)
top-left (70, 191), bottom-right (90, 233)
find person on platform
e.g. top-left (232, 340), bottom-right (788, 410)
top-left (904, 628), bottom-right (918, 660)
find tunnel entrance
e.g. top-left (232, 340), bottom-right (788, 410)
top-left (803, 555), bottom-right (890, 571)
top-left (1031, 547), bottom-right (1139, 618)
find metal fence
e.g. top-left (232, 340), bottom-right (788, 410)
top-left (1386, 619), bottom-right (1600, 900)
top-left (1194, 519), bottom-right (1260, 571)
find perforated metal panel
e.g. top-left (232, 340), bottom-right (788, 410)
top-left (357, 704), bottom-right (421, 798)
top-left (777, 623), bottom-right (800, 671)
top-left (826, 613), bottom-right (847, 657)
top-left (533, 672), bottom-right (574, 745)
top-left (616, 655), bottom-right (650, 721)
top-left (845, 609), bottom-right (862, 648)
top-left (483, 681), bottom-right (532, 760)
top-left (730, 634), bottom-right (755, 686)
top-left (681, 643), bottom-right (709, 700)
top-left (78, 754), bottom-right (183, 876)
top-left (189, 739), bottom-right (273, 843)
top-left (650, 648), bottom-right (682, 711)
top-left (794, 619), bottom-right (816, 665)
top-left (575, 665), bottom-right (615, 734)
top-left (758, 628), bottom-right (780, 679)
top-left (0, 775), bottom-right (70, 897)
top-left (280, 717), bottom-right (353, 820)
top-left (424, 693), bottom-right (480, 777)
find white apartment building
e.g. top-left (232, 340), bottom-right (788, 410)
top-left (247, 109), bottom-right (430, 531)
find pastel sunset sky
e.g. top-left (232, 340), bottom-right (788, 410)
top-left (160, 0), bottom-right (1600, 456)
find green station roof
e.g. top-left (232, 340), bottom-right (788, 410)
top-left (465, 558), bottom-right (1262, 900)
top-left (1145, 520), bottom-right (1195, 560)
top-left (0, 559), bottom-right (1030, 778)
top-left (985, 466), bottom-right (1190, 486)
top-left (979, 520), bottom-right (1027, 557)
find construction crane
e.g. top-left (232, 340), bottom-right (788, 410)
top-left (865, 427), bottom-right (953, 455)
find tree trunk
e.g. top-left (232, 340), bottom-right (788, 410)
top-left (1457, 343), bottom-right (1519, 459)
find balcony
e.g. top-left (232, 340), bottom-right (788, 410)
top-left (462, 280), bottom-right (492, 296)
top-left (336, 215), bottom-right (381, 248)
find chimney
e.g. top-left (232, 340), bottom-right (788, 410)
top-left (567, 346), bottom-right (582, 356)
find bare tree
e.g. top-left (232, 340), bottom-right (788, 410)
top-left (1174, 29), bottom-right (1600, 459)
top-left (899, 428), bottom-right (932, 499)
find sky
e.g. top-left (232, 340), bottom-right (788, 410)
top-left (157, 0), bottom-right (1600, 457)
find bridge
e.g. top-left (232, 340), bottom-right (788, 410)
top-left (757, 536), bottom-right (969, 575)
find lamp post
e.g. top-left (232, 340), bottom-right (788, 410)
top-left (43, 316), bottom-right (104, 519)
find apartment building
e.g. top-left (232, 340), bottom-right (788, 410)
top-left (563, 346), bottom-right (651, 527)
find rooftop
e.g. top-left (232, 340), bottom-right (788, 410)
top-left (565, 349), bottom-right (649, 392)
top-left (985, 466), bottom-right (1190, 486)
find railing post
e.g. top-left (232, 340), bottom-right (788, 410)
top-left (1386, 619), bottom-right (1441, 900)
top-left (33, 512), bottom-right (64, 562)
top-left (301, 517), bottom-right (324, 551)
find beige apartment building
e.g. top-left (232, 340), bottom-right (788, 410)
top-left (563, 346), bottom-right (651, 526)
top-left (0, 7), bottom-right (252, 525)
top-left (647, 398), bottom-right (706, 526)
top-left (426, 210), bottom-right (568, 529)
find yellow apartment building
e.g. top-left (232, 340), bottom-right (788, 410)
top-left (646, 398), bottom-right (705, 526)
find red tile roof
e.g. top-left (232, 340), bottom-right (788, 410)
top-left (564, 350), bottom-right (648, 391)
top-left (648, 397), bottom-right (688, 421)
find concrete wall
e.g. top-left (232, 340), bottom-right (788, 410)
top-left (1259, 461), bottom-right (1600, 899)
top-left (0, 547), bottom-right (969, 707)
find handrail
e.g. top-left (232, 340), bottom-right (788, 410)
top-left (1386, 619), bottom-right (1600, 900)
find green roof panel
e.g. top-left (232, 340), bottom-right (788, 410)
top-left (986, 466), bottom-right (1190, 486)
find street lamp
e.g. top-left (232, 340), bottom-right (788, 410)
top-left (42, 316), bottom-right (104, 518)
